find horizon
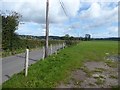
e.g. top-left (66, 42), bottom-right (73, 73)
top-left (18, 34), bottom-right (119, 38)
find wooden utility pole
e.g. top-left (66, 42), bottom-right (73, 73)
top-left (45, 0), bottom-right (49, 57)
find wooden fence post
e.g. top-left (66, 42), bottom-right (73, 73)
top-left (50, 44), bottom-right (52, 55)
top-left (42, 46), bottom-right (45, 60)
top-left (25, 48), bottom-right (29, 77)
top-left (59, 43), bottom-right (61, 50)
top-left (55, 44), bottom-right (57, 55)
top-left (63, 43), bottom-right (64, 49)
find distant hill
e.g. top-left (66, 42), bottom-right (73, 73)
top-left (92, 37), bottom-right (120, 41)
top-left (18, 35), bottom-right (120, 41)
top-left (18, 35), bottom-right (62, 40)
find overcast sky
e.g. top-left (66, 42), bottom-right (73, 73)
top-left (1, 0), bottom-right (119, 38)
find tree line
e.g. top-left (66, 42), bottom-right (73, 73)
top-left (1, 12), bottom-right (64, 56)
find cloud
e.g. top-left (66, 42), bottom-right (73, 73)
top-left (80, 2), bottom-right (118, 20)
top-left (81, 3), bottom-right (101, 18)
top-left (15, 22), bottom-right (46, 36)
top-left (2, 0), bottom-right (80, 24)
top-left (108, 26), bottom-right (118, 33)
top-left (79, 2), bottom-right (118, 30)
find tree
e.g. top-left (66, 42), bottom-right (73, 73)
top-left (85, 34), bottom-right (91, 41)
top-left (70, 36), bottom-right (74, 40)
top-left (2, 12), bottom-right (21, 51)
top-left (63, 34), bottom-right (70, 40)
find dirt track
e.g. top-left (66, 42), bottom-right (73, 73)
top-left (57, 56), bottom-right (119, 88)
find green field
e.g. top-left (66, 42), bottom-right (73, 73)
top-left (2, 41), bottom-right (119, 88)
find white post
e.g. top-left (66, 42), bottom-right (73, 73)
top-left (64, 43), bottom-right (66, 48)
top-left (42, 46), bottom-right (45, 60)
top-left (25, 49), bottom-right (29, 77)
top-left (57, 44), bottom-right (59, 50)
top-left (63, 43), bottom-right (64, 49)
top-left (50, 44), bottom-right (52, 55)
top-left (59, 43), bottom-right (61, 50)
top-left (55, 44), bottom-right (57, 55)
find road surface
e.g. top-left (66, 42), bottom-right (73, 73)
top-left (2, 44), bottom-right (64, 83)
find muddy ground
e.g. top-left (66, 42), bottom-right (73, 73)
top-left (57, 55), bottom-right (119, 88)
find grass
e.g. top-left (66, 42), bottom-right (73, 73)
top-left (2, 42), bottom-right (64, 57)
top-left (92, 68), bottom-right (106, 73)
top-left (88, 83), bottom-right (95, 86)
top-left (109, 75), bottom-right (118, 79)
top-left (2, 47), bottom-right (43, 57)
top-left (0, 52), bottom-right (2, 58)
top-left (2, 41), bottom-right (118, 88)
top-left (105, 60), bottom-right (118, 68)
top-left (80, 66), bottom-right (92, 77)
top-left (95, 78), bottom-right (105, 85)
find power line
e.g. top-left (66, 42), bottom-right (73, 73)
top-left (59, 0), bottom-right (68, 17)
top-left (59, 0), bottom-right (75, 36)
top-left (59, 0), bottom-right (72, 22)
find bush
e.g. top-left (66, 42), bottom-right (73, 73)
top-left (65, 40), bottom-right (79, 46)
top-left (2, 39), bottom-right (65, 57)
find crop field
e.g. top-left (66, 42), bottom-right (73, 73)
top-left (2, 41), bottom-right (119, 88)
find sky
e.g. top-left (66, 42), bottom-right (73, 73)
top-left (1, 0), bottom-right (119, 38)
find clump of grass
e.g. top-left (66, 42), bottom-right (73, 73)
top-left (109, 75), bottom-right (118, 79)
top-left (111, 85), bottom-right (120, 89)
top-left (94, 76), bottom-right (103, 79)
top-left (74, 80), bottom-right (83, 86)
top-left (92, 68), bottom-right (106, 73)
top-left (89, 83), bottom-right (95, 86)
top-left (80, 66), bottom-right (92, 77)
top-left (95, 78), bottom-right (105, 85)
top-left (99, 75), bottom-right (106, 79)
top-left (63, 76), bottom-right (71, 85)
top-left (105, 60), bottom-right (118, 68)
